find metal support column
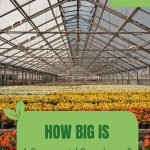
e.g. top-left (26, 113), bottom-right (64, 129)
top-left (0, 65), bottom-right (2, 86)
top-left (136, 70), bottom-right (139, 85)
top-left (25, 71), bottom-right (27, 84)
top-left (148, 66), bottom-right (150, 86)
top-left (127, 71), bottom-right (130, 85)
top-left (4, 67), bottom-right (7, 86)
top-left (32, 72), bottom-right (34, 84)
top-left (16, 69), bottom-right (19, 85)
top-left (29, 72), bottom-right (31, 84)
top-left (22, 70), bottom-right (24, 85)
top-left (12, 69), bottom-right (15, 85)
top-left (121, 73), bottom-right (123, 84)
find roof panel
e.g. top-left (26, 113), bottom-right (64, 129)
top-left (0, 0), bottom-right (15, 15)
top-left (0, 0), bottom-right (149, 75)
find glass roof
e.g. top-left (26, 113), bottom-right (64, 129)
top-left (0, 0), bottom-right (150, 75)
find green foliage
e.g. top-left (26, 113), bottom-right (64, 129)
top-left (4, 101), bottom-right (24, 121)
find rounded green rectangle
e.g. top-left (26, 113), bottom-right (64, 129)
top-left (17, 111), bottom-right (138, 150)
top-left (109, 0), bottom-right (150, 7)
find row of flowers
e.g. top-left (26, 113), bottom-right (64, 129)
top-left (1, 85), bottom-right (150, 95)
top-left (0, 91), bottom-right (149, 123)
top-left (0, 91), bottom-right (149, 149)
top-left (0, 130), bottom-right (149, 150)
top-left (0, 130), bottom-right (16, 150)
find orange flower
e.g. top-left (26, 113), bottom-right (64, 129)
top-left (143, 135), bottom-right (150, 148)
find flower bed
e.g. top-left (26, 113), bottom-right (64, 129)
top-left (0, 130), bottom-right (16, 150)
top-left (0, 91), bottom-right (149, 123)
top-left (0, 89), bottom-right (150, 149)
top-left (143, 135), bottom-right (150, 150)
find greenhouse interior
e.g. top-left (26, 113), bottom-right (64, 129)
top-left (0, 0), bottom-right (149, 86)
top-left (0, 0), bottom-right (150, 150)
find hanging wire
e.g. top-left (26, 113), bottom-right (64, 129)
top-left (45, 10), bottom-right (48, 60)
top-left (9, 25), bottom-right (16, 59)
top-left (29, 0), bottom-right (31, 16)
top-left (56, 6), bottom-right (58, 18)
top-left (123, 8), bottom-right (128, 54)
top-left (28, 0), bottom-right (31, 50)
top-left (126, 8), bottom-right (130, 49)
top-left (108, 11), bottom-right (114, 59)
top-left (13, 25), bottom-right (15, 47)
top-left (109, 11), bottom-right (110, 40)
top-left (26, 11), bottom-right (28, 49)
top-left (7, 25), bottom-right (19, 48)
top-left (46, 9), bottom-right (48, 33)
